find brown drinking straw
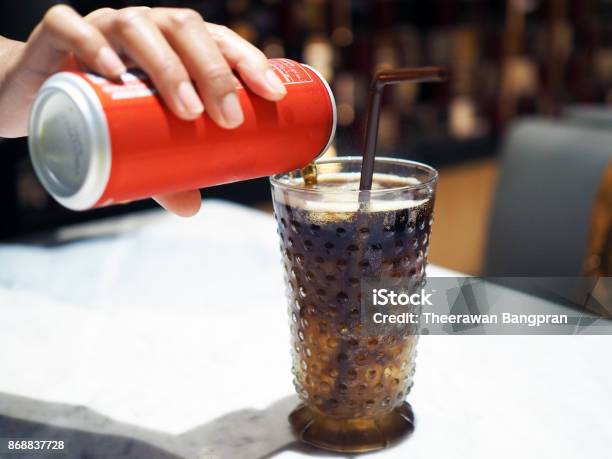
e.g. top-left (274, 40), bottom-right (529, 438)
top-left (359, 67), bottom-right (448, 191)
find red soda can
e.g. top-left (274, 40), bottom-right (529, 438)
top-left (28, 58), bottom-right (336, 210)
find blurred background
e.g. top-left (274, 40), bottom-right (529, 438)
top-left (0, 0), bottom-right (610, 276)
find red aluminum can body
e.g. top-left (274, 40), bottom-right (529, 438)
top-left (28, 59), bottom-right (336, 210)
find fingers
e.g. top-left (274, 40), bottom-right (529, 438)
top-left (23, 4), bottom-right (125, 78)
top-left (206, 23), bottom-right (286, 101)
top-left (22, 5), bottom-right (282, 128)
top-left (88, 8), bottom-right (204, 121)
top-left (149, 8), bottom-right (244, 128)
top-left (85, 7), bottom-right (284, 126)
top-left (153, 190), bottom-right (202, 217)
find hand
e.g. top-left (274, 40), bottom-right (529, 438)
top-left (0, 5), bottom-right (287, 216)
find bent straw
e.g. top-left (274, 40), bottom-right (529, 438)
top-left (359, 67), bottom-right (448, 191)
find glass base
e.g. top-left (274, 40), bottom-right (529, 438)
top-left (288, 402), bottom-right (415, 453)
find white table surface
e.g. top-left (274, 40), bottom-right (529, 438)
top-left (0, 200), bottom-right (610, 459)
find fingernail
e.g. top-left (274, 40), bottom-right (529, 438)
top-left (265, 69), bottom-right (287, 96)
top-left (96, 47), bottom-right (126, 76)
top-left (178, 81), bottom-right (204, 115)
top-left (220, 92), bottom-right (244, 128)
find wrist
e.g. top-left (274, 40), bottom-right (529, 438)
top-left (0, 37), bottom-right (27, 137)
top-left (0, 37), bottom-right (25, 81)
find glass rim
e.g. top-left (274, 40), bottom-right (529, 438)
top-left (270, 156), bottom-right (438, 195)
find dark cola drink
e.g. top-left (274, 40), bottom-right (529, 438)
top-left (270, 157), bottom-right (437, 453)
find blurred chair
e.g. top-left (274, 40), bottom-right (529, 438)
top-left (563, 105), bottom-right (612, 130)
top-left (485, 116), bottom-right (612, 276)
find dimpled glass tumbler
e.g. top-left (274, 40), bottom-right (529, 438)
top-left (270, 157), bottom-right (437, 453)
